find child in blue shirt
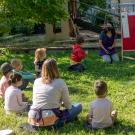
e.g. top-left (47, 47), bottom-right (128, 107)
top-left (11, 59), bottom-right (35, 90)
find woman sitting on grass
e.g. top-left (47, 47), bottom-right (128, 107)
top-left (28, 58), bottom-right (82, 129)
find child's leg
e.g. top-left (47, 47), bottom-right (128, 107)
top-left (111, 53), bottom-right (119, 62)
top-left (102, 55), bottom-right (111, 63)
top-left (111, 110), bottom-right (117, 122)
top-left (70, 60), bottom-right (80, 65)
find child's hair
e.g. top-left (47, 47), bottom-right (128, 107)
top-left (11, 59), bottom-right (22, 69)
top-left (94, 80), bottom-right (107, 96)
top-left (35, 48), bottom-right (46, 62)
top-left (41, 58), bottom-right (60, 84)
top-left (76, 36), bottom-right (84, 44)
top-left (0, 62), bottom-right (13, 76)
top-left (8, 73), bottom-right (22, 85)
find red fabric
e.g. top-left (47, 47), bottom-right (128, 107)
top-left (70, 43), bottom-right (86, 62)
top-left (123, 15), bottom-right (135, 51)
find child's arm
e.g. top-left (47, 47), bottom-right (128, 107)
top-left (110, 102), bottom-right (117, 122)
top-left (16, 90), bottom-right (27, 106)
top-left (99, 33), bottom-right (110, 54)
top-left (75, 47), bottom-right (86, 61)
top-left (86, 104), bottom-right (93, 124)
top-left (34, 64), bottom-right (41, 72)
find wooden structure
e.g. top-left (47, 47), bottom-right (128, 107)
top-left (45, 0), bottom-right (77, 42)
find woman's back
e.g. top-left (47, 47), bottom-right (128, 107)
top-left (31, 78), bottom-right (71, 110)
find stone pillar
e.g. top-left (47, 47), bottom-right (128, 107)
top-left (45, 19), bottom-right (70, 42)
top-left (45, 24), bottom-right (55, 41)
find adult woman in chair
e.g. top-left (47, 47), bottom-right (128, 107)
top-left (99, 24), bottom-right (119, 63)
top-left (28, 58), bottom-right (82, 129)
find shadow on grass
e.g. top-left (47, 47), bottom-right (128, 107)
top-left (57, 120), bottom-right (135, 135)
top-left (57, 51), bottom-right (135, 83)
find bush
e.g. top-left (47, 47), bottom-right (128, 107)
top-left (10, 23), bottom-right (33, 36)
top-left (0, 23), bottom-right (10, 36)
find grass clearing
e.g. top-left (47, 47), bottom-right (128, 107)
top-left (0, 49), bottom-right (135, 135)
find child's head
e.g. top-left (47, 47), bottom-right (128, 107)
top-left (41, 58), bottom-right (60, 84)
top-left (0, 62), bottom-right (13, 76)
top-left (11, 59), bottom-right (22, 71)
top-left (8, 73), bottom-right (22, 87)
top-left (76, 36), bottom-right (84, 44)
top-left (94, 80), bottom-right (107, 97)
top-left (35, 48), bottom-right (46, 62)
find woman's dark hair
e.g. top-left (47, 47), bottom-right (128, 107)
top-left (8, 73), bottom-right (22, 85)
top-left (103, 22), bottom-right (116, 37)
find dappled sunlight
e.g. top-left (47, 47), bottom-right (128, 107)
top-left (0, 50), bottom-right (135, 134)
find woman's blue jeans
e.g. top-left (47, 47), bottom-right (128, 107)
top-left (54, 103), bottom-right (82, 128)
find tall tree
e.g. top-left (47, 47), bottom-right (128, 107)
top-left (0, 0), bottom-right (68, 25)
top-left (79, 0), bottom-right (106, 9)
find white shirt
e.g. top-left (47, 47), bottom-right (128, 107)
top-left (89, 98), bottom-right (113, 128)
top-left (31, 78), bottom-right (72, 110)
top-left (4, 86), bottom-right (27, 111)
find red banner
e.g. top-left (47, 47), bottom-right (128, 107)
top-left (123, 15), bottom-right (135, 51)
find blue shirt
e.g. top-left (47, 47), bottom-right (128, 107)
top-left (99, 31), bottom-right (116, 56)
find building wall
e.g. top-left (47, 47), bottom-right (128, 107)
top-left (121, 0), bottom-right (135, 3)
top-left (112, 0), bottom-right (135, 3)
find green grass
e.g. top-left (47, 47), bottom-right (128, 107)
top-left (0, 49), bottom-right (135, 135)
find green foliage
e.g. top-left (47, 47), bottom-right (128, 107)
top-left (0, 1), bottom-right (10, 36)
top-left (10, 22), bottom-right (34, 35)
top-left (0, 22), bottom-right (10, 36)
top-left (79, 0), bottom-right (106, 11)
top-left (0, 0), bottom-right (68, 25)
top-left (0, 48), bottom-right (10, 62)
top-left (96, 12), bottom-right (112, 25)
top-left (0, 50), bottom-right (135, 134)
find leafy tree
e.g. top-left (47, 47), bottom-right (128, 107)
top-left (79, 0), bottom-right (106, 12)
top-left (0, 0), bottom-right (68, 25)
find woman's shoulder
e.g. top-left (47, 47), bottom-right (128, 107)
top-left (53, 78), bottom-right (66, 85)
top-left (34, 77), bottom-right (42, 84)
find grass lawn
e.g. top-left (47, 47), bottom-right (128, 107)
top-left (0, 49), bottom-right (135, 135)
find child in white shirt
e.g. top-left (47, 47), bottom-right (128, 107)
top-left (4, 73), bottom-right (28, 114)
top-left (86, 80), bottom-right (117, 129)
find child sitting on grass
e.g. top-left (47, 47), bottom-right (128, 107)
top-left (86, 80), bottom-right (117, 129)
top-left (11, 58), bottom-right (35, 90)
top-left (4, 73), bottom-right (28, 114)
top-left (68, 36), bottom-right (86, 72)
top-left (34, 48), bottom-right (46, 78)
top-left (0, 62), bottom-right (13, 98)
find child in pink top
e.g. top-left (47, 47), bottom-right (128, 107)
top-left (0, 63), bottom-right (13, 98)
